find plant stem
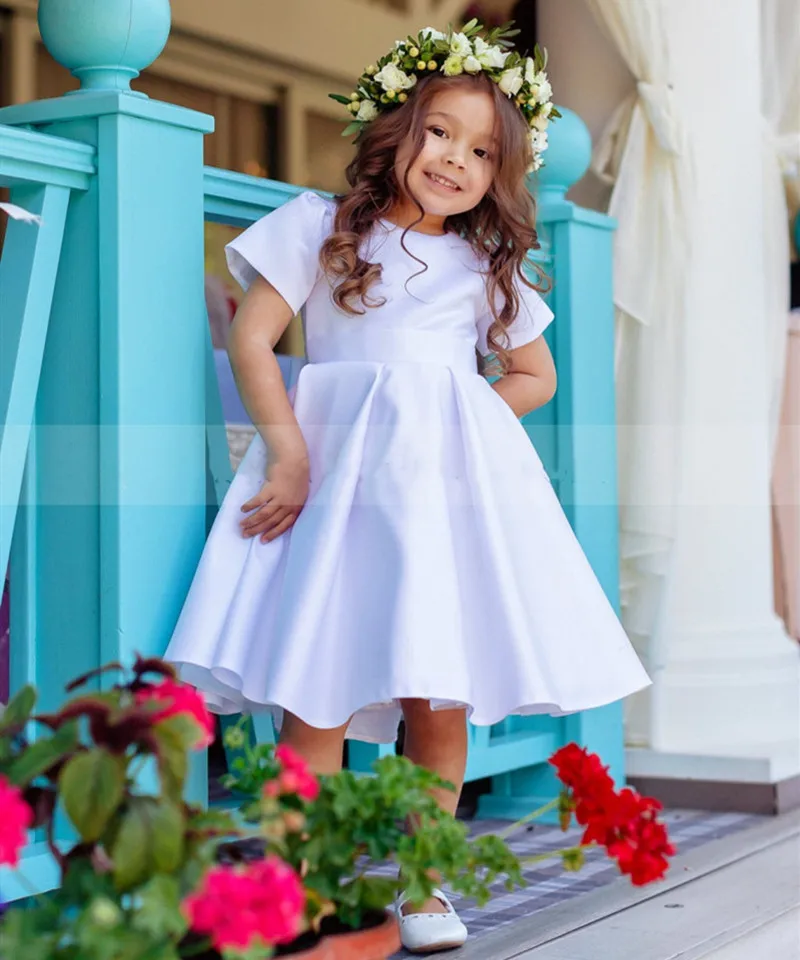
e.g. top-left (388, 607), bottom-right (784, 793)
top-left (179, 936), bottom-right (216, 957)
top-left (495, 797), bottom-right (560, 839)
top-left (519, 842), bottom-right (598, 867)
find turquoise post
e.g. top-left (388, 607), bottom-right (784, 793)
top-left (478, 108), bottom-right (625, 819)
top-left (0, 0), bottom-right (213, 816)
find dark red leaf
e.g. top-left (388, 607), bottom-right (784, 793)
top-left (66, 663), bottom-right (124, 693)
top-left (131, 656), bottom-right (178, 684)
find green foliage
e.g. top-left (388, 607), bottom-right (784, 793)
top-left (0, 658), bottom-right (234, 959)
top-left (59, 748), bottom-right (126, 842)
top-left (234, 749), bottom-right (525, 931)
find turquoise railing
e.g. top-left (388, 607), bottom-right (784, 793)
top-left (0, 0), bottom-right (622, 896)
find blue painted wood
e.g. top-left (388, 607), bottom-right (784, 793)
top-left (0, 94), bottom-right (214, 835)
top-left (0, 184), bottom-right (69, 588)
top-left (93, 105), bottom-right (212, 804)
top-left (0, 840), bottom-right (62, 900)
top-left (0, 123), bottom-right (95, 190)
top-left (38, 0), bottom-right (171, 94)
top-left (204, 168), bottom-right (311, 227)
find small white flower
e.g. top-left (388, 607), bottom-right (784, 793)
top-left (498, 66), bottom-right (524, 97)
top-left (450, 32), bottom-right (472, 58)
top-left (442, 55), bottom-right (464, 77)
top-left (530, 129), bottom-right (549, 153)
top-left (529, 154), bottom-right (544, 173)
top-left (421, 26), bottom-right (447, 42)
top-left (532, 114), bottom-right (550, 132)
top-left (524, 57), bottom-right (536, 86)
top-left (374, 62), bottom-right (417, 93)
top-left (474, 37), bottom-right (509, 69)
top-left (534, 74), bottom-right (553, 103)
top-left (356, 100), bottom-right (379, 122)
top-left (463, 55), bottom-right (483, 74)
top-left (541, 102), bottom-right (553, 117)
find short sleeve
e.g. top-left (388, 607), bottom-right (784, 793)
top-left (476, 277), bottom-right (554, 356)
top-left (225, 191), bottom-right (331, 314)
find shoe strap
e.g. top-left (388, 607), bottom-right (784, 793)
top-left (397, 888), bottom-right (455, 915)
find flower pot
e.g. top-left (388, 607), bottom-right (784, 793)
top-left (182, 931), bottom-right (333, 960)
top-left (276, 936), bottom-right (335, 959)
top-left (323, 911), bottom-right (401, 960)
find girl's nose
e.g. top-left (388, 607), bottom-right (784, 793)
top-left (446, 152), bottom-right (466, 170)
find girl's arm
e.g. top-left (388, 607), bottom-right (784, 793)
top-left (227, 276), bottom-right (310, 542)
top-left (491, 336), bottom-right (557, 418)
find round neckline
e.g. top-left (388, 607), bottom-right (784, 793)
top-left (378, 218), bottom-right (448, 239)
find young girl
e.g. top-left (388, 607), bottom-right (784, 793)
top-left (166, 22), bottom-right (650, 953)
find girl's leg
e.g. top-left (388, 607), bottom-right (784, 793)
top-left (399, 699), bottom-right (469, 915)
top-left (279, 710), bottom-right (349, 776)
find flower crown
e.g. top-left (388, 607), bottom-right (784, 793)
top-left (329, 20), bottom-right (560, 172)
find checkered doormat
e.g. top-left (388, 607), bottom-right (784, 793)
top-left (385, 809), bottom-right (762, 957)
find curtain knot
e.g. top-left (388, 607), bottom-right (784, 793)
top-left (637, 82), bottom-right (682, 155)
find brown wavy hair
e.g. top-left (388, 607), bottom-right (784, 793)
top-left (319, 71), bottom-right (548, 375)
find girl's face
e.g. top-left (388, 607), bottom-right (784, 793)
top-left (394, 86), bottom-right (497, 229)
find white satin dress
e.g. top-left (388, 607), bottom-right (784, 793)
top-left (165, 191), bottom-right (650, 743)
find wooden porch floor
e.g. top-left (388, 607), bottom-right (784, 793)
top-left (414, 809), bottom-right (800, 960)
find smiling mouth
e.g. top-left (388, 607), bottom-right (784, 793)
top-left (425, 172), bottom-right (461, 191)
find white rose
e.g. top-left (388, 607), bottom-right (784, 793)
top-left (442, 55), bottom-right (464, 76)
top-left (421, 26), bottom-right (447, 42)
top-left (463, 55), bottom-right (482, 74)
top-left (535, 74), bottom-right (553, 103)
top-left (474, 37), bottom-right (509, 69)
top-left (498, 66), bottom-right (524, 97)
top-left (356, 100), bottom-right (379, 122)
top-left (532, 114), bottom-right (549, 131)
top-left (450, 32), bottom-right (472, 58)
top-left (374, 62), bottom-right (417, 93)
top-left (524, 57), bottom-right (536, 86)
top-left (541, 101), bottom-right (553, 117)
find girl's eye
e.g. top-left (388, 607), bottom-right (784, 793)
top-left (474, 148), bottom-right (491, 160)
top-left (429, 126), bottom-right (447, 138)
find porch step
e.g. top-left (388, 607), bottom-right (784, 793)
top-left (453, 810), bottom-right (800, 960)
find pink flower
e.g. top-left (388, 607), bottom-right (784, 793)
top-left (0, 776), bottom-right (33, 866)
top-left (135, 679), bottom-right (215, 749)
top-left (184, 857), bottom-right (305, 951)
top-left (274, 745), bottom-right (319, 801)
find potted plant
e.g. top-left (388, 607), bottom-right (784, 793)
top-left (222, 721), bottom-right (675, 960)
top-left (0, 660), bottom-right (675, 960)
top-left (0, 659), bottom-right (324, 959)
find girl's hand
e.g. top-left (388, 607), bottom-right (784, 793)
top-left (240, 455), bottom-right (310, 543)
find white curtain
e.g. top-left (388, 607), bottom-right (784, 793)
top-left (582, 0), bottom-right (694, 671)
top-left (763, 0), bottom-right (800, 642)
top-left (762, 0), bottom-right (800, 450)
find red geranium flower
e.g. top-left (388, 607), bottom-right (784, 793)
top-left (273, 744), bottom-right (319, 801)
top-left (0, 776), bottom-right (33, 866)
top-left (135, 679), bottom-right (214, 749)
top-left (184, 857), bottom-right (305, 951)
top-left (550, 744), bottom-right (676, 887)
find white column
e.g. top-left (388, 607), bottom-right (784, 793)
top-left (632, 0), bottom-right (800, 784)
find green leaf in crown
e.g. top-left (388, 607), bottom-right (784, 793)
top-left (328, 20), bottom-right (557, 171)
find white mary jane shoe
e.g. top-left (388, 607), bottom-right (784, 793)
top-left (397, 888), bottom-right (468, 954)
